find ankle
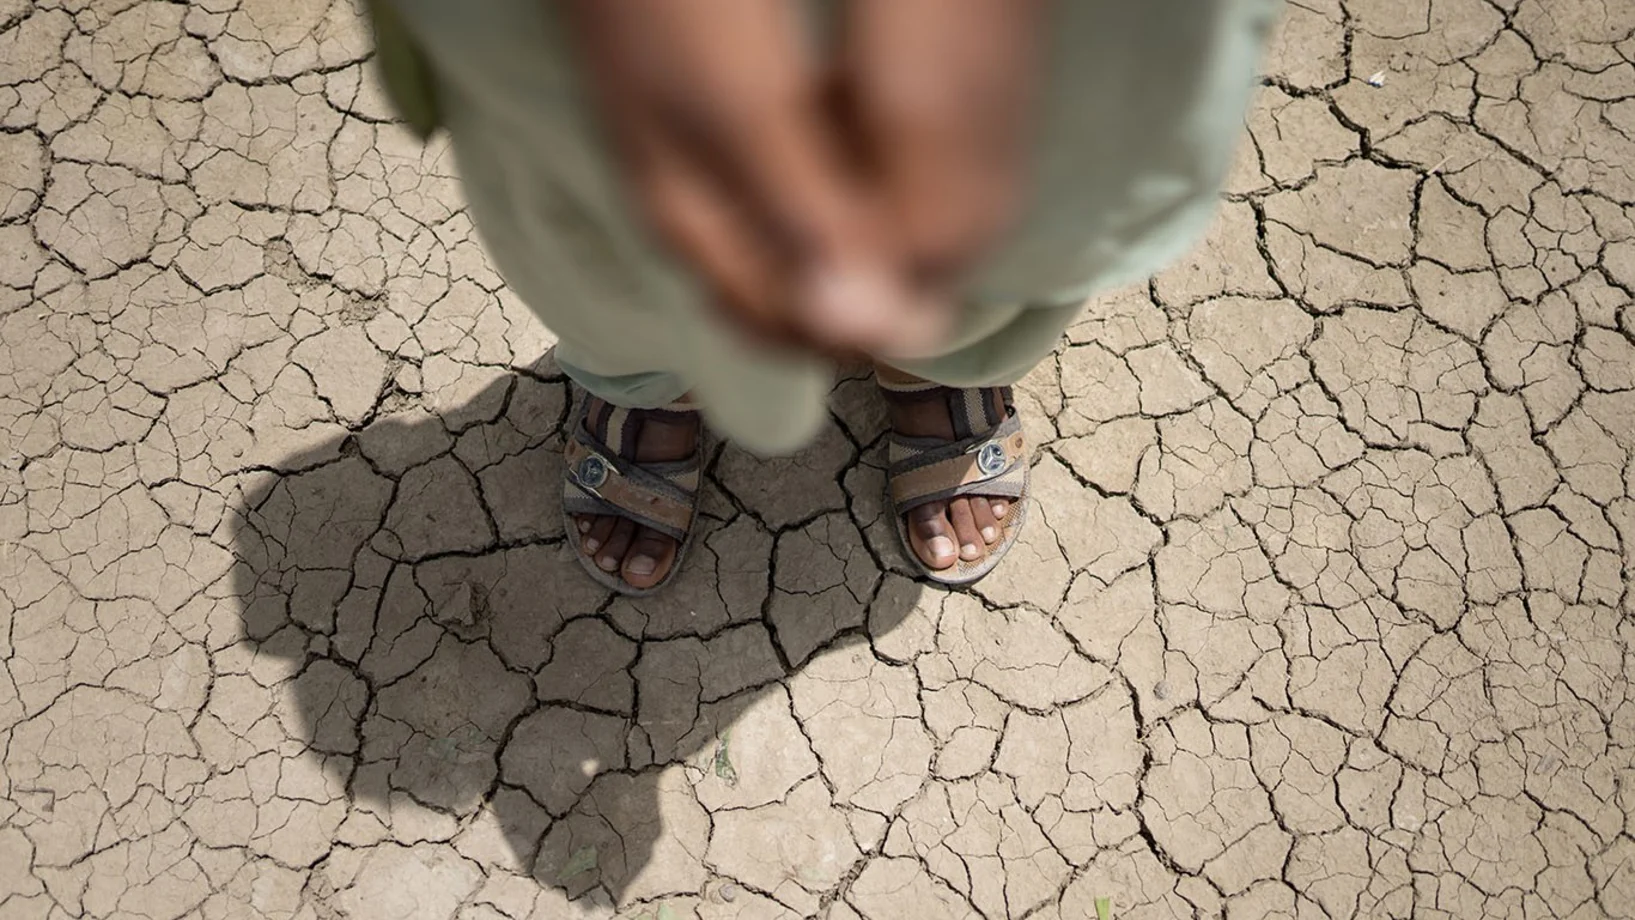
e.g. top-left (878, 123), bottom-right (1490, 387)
top-left (632, 416), bottom-right (699, 462)
top-left (887, 400), bottom-right (956, 440)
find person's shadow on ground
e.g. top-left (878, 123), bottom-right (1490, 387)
top-left (228, 352), bottom-right (923, 909)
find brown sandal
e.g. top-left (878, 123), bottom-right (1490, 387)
top-left (561, 390), bottom-right (703, 596)
top-left (877, 372), bottom-right (1030, 586)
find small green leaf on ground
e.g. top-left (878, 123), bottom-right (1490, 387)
top-left (1095, 896), bottom-right (1113, 920)
top-left (558, 845), bottom-right (598, 883)
top-left (714, 730), bottom-right (739, 787)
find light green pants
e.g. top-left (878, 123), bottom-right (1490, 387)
top-left (376, 0), bottom-right (1280, 454)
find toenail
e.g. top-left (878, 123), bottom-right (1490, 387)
top-left (981, 526), bottom-right (997, 542)
top-left (627, 555), bottom-right (656, 576)
top-left (578, 519), bottom-right (591, 533)
top-left (992, 501), bottom-right (1008, 517)
top-left (960, 542), bottom-right (980, 559)
top-left (927, 535), bottom-right (956, 560)
top-left (584, 537), bottom-right (601, 553)
top-left (598, 554), bottom-right (619, 571)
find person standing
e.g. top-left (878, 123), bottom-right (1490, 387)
top-left (364, 0), bottom-right (1279, 593)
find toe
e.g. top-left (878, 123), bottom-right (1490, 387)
top-left (598, 518), bottom-right (636, 572)
top-left (909, 503), bottom-right (959, 569)
top-left (583, 515), bottom-right (617, 556)
top-left (623, 527), bottom-right (677, 589)
top-left (971, 496), bottom-right (1001, 545)
top-left (948, 497), bottom-right (985, 561)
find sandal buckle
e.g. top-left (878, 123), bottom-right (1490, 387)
top-left (976, 440), bottom-right (1008, 477)
top-left (576, 453), bottom-right (610, 491)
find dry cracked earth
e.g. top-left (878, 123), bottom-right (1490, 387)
top-left (4, 0), bottom-right (1635, 918)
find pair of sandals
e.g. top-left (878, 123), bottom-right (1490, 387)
top-left (562, 375), bottom-right (1030, 595)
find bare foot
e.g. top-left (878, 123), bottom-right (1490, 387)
top-left (573, 398), bottom-right (700, 590)
top-left (885, 387), bottom-right (1011, 571)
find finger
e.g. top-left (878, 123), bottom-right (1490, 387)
top-left (672, 61), bottom-right (950, 356)
top-left (564, 0), bottom-right (817, 346)
top-left (634, 152), bottom-right (887, 362)
top-left (843, 0), bottom-right (1044, 281)
top-left (636, 151), bottom-right (798, 345)
top-left (565, 0), bottom-right (951, 358)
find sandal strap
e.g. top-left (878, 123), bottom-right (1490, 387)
top-left (888, 409), bottom-right (1028, 512)
top-left (583, 398), bottom-right (695, 459)
top-left (564, 401), bottom-right (700, 541)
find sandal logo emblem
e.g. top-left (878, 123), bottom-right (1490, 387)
top-left (578, 454), bottom-right (610, 489)
top-left (977, 441), bottom-right (1007, 477)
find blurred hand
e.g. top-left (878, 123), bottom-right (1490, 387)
top-left (838, 0), bottom-right (1043, 288)
top-left (563, 0), bottom-right (1042, 359)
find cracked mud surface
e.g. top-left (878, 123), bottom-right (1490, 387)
top-left (4, 0), bottom-right (1635, 917)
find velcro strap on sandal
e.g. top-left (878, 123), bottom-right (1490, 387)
top-left (564, 433), bottom-right (697, 539)
top-left (889, 413), bottom-right (1028, 511)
